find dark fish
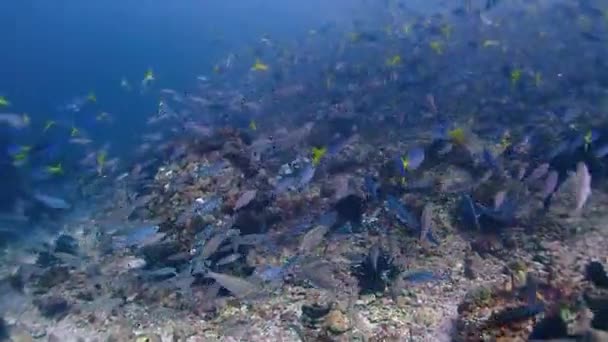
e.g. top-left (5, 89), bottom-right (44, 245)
top-left (542, 170), bottom-right (559, 209)
top-left (386, 195), bottom-right (420, 232)
top-left (402, 270), bottom-right (444, 284)
top-left (459, 194), bottom-right (481, 231)
top-left (581, 31), bottom-right (604, 42)
top-left (594, 144), bottom-right (608, 158)
top-left (299, 225), bottom-right (329, 253)
top-left (485, 0), bottom-right (501, 11)
top-left (369, 244), bottom-right (380, 272)
top-left (140, 267), bottom-right (177, 281)
top-left (420, 204), bottom-right (440, 245)
top-left (207, 271), bottom-right (260, 299)
top-left (364, 175), bottom-right (380, 201)
top-left (525, 163), bottom-right (549, 183)
top-left (215, 253), bottom-right (242, 267)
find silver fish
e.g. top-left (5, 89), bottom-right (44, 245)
top-left (526, 163), bottom-right (549, 183)
top-left (234, 190), bottom-right (257, 211)
top-left (574, 162), bottom-right (591, 216)
top-left (215, 253), bottom-right (242, 266)
top-left (369, 244), bottom-right (380, 272)
top-left (33, 193), bottom-right (71, 210)
top-left (493, 190), bottom-right (507, 210)
top-left (542, 170), bottom-right (558, 200)
top-left (207, 271), bottom-right (260, 299)
top-left (420, 204), bottom-right (433, 241)
top-left (200, 229), bottom-right (239, 260)
top-left (299, 225), bottom-right (328, 253)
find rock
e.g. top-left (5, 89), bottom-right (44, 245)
top-left (9, 328), bottom-right (33, 342)
top-left (34, 266), bottom-right (70, 293)
top-left (324, 309), bottom-right (350, 334)
top-left (414, 307), bottom-right (437, 326)
top-left (33, 296), bottom-right (70, 320)
top-left (47, 333), bottom-right (61, 342)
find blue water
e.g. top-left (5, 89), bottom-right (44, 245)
top-left (0, 0), bottom-right (354, 151)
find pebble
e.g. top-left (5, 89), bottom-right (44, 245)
top-left (324, 309), bottom-right (350, 334)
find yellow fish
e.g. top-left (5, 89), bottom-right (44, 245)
top-left (440, 25), bottom-right (452, 40)
top-left (311, 146), bottom-right (327, 166)
top-left (46, 163), bottom-right (63, 175)
top-left (584, 130), bottom-right (595, 152)
top-left (96, 151), bottom-right (107, 175)
top-left (402, 23), bottom-right (412, 35)
top-left (510, 69), bottom-right (521, 86)
top-left (482, 40), bottom-right (500, 47)
top-left (326, 74), bottom-right (334, 89)
top-left (87, 92), bottom-right (97, 103)
top-left (96, 111), bottom-right (110, 121)
top-left (22, 113), bottom-right (30, 126)
top-left (251, 59), bottom-right (269, 72)
top-left (143, 69), bottom-right (155, 82)
top-left (0, 96), bottom-right (10, 107)
top-left (429, 41), bottom-right (443, 55)
top-left (71, 126), bottom-right (79, 137)
top-left (448, 127), bottom-right (467, 145)
top-left (499, 130), bottom-right (511, 150)
top-left (249, 119), bottom-right (257, 131)
top-left (43, 120), bottom-right (56, 132)
top-left (534, 72), bottom-right (542, 88)
top-left (386, 55), bottom-right (402, 67)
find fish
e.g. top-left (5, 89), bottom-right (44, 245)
top-left (369, 244), bottom-right (380, 272)
top-left (0, 96), bottom-right (10, 107)
top-left (251, 59), bottom-right (269, 72)
top-left (542, 170), bottom-right (558, 208)
top-left (299, 225), bottom-right (329, 253)
top-left (120, 77), bottom-right (131, 91)
top-left (234, 190), bottom-right (257, 211)
top-left (311, 146), bottom-right (327, 166)
top-left (215, 253), bottom-right (242, 267)
top-left (402, 270), bottom-right (444, 284)
top-left (460, 194), bottom-right (481, 231)
top-left (386, 55), bottom-right (401, 67)
top-left (420, 204), bottom-right (439, 245)
top-left (0, 113), bottom-right (28, 129)
top-left (33, 193), bottom-right (71, 209)
top-left (206, 271), bottom-right (260, 299)
top-left (595, 143), bottom-right (608, 158)
top-left (386, 195), bottom-right (420, 232)
top-left (141, 267), bottom-right (177, 281)
top-left (573, 162), bottom-right (591, 216)
top-left (364, 175), bottom-right (380, 201)
top-left (114, 224), bottom-right (164, 248)
top-left (525, 163), bottom-right (549, 183)
top-left (396, 147), bottom-right (425, 175)
top-left (199, 231), bottom-right (232, 260)
top-left (493, 190), bottom-right (507, 210)
top-left (297, 163), bottom-right (316, 189)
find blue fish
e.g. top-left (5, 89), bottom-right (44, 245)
top-left (386, 195), bottom-right (420, 232)
top-left (594, 144), bottom-right (608, 158)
